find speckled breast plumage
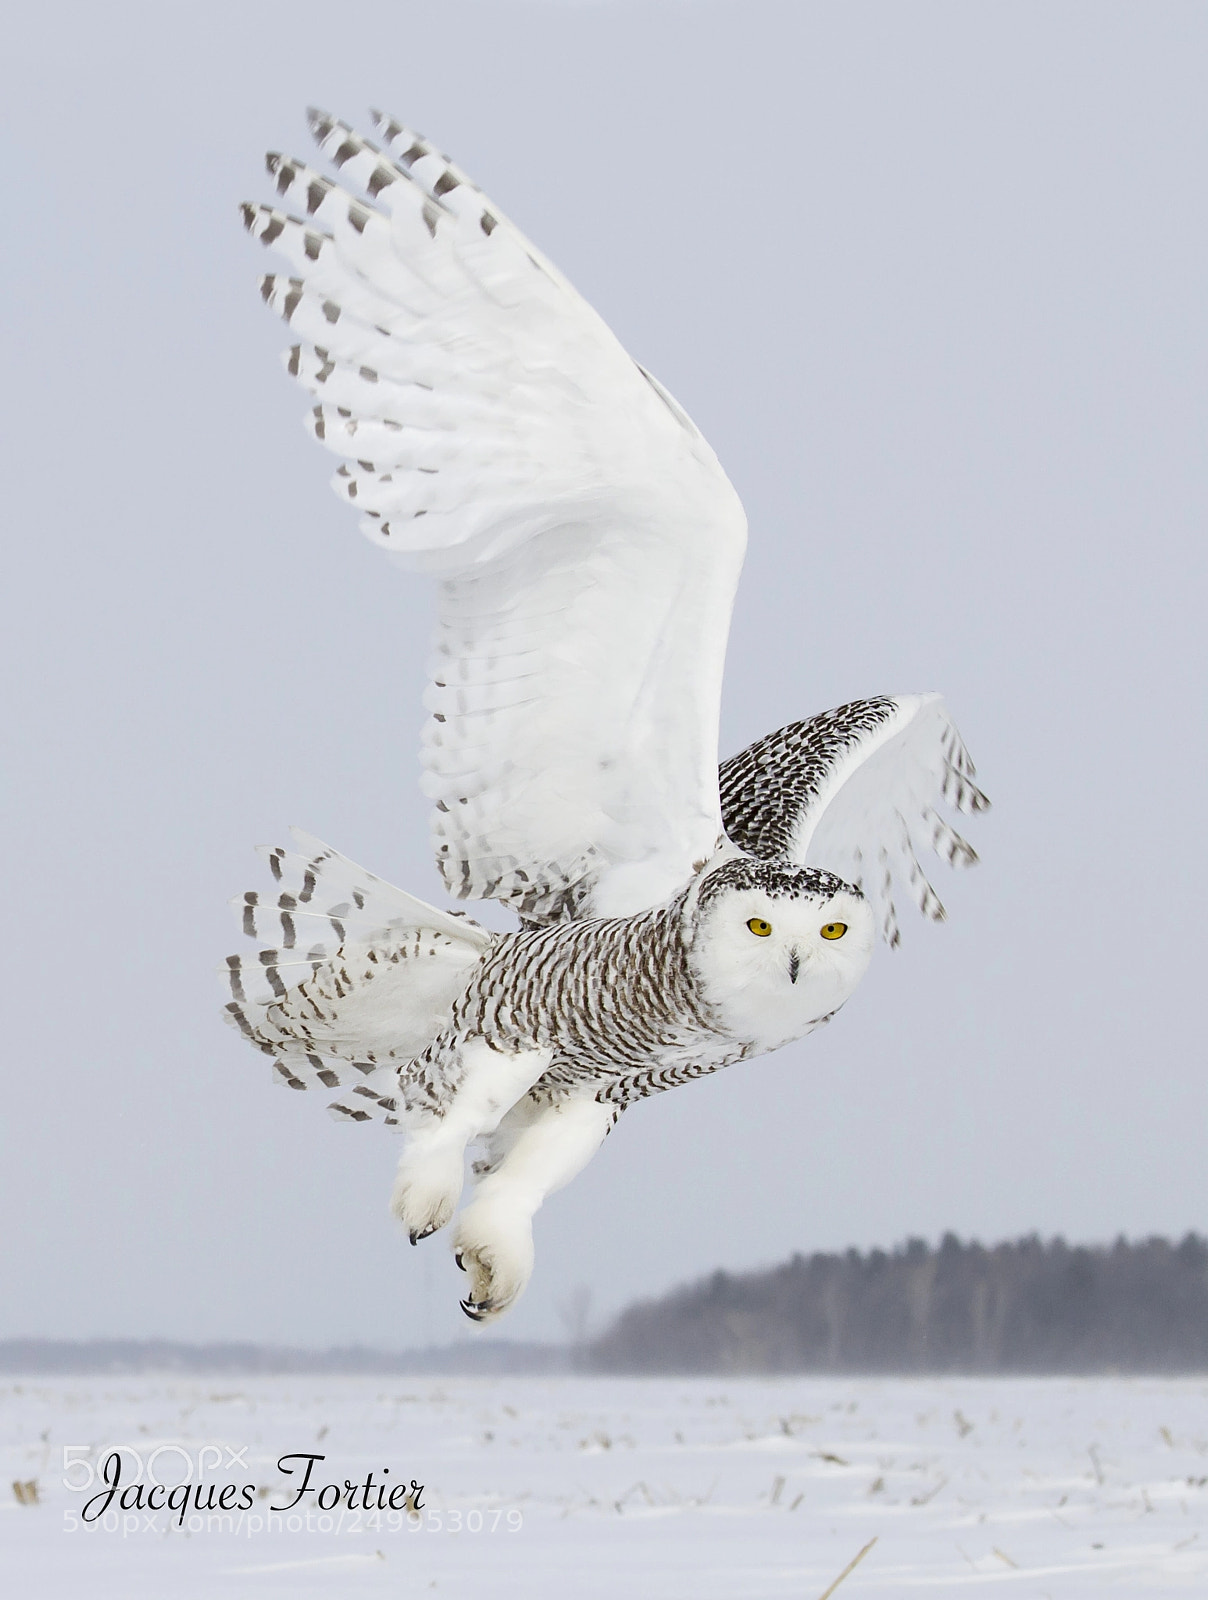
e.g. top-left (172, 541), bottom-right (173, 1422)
top-left (393, 888), bottom-right (748, 1115)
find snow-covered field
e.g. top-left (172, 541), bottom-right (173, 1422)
top-left (2, 1373), bottom-right (1205, 1596)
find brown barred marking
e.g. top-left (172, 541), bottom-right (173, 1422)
top-left (695, 856), bottom-right (855, 916)
top-left (719, 699), bottom-right (899, 860)
top-left (720, 699), bottom-right (987, 868)
top-left (393, 884), bottom-right (728, 1116)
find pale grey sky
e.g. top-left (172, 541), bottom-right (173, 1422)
top-left (3, 0), bottom-right (1205, 1347)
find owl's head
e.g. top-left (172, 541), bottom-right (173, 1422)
top-left (685, 856), bottom-right (875, 1051)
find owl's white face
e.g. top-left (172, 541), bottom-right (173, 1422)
top-left (688, 866), bottom-right (875, 1053)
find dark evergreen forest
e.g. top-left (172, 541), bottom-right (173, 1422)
top-left (588, 1234), bottom-right (1208, 1374)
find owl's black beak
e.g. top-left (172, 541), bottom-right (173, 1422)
top-left (788, 949), bottom-right (800, 984)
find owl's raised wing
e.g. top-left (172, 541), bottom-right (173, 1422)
top-left (719, 696), bottom-right (989, 946)
top-left (244, 111), bottom-right (746, 922)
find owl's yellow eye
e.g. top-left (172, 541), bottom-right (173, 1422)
top-left (820, 922), bottom-right (848, 940)
top-left (746, 917), bottom-right (773, 937)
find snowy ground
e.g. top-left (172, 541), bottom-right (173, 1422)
top-left (2, 1373), bottom-right (1205, 1597)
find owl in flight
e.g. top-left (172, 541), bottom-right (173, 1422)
top-left (225, 111), bottom-right (988, 1322)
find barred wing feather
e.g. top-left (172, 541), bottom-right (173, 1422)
top-left (244, 111), bottom-right (747, 922)
top-left (720, 696), bottom-right (989, 946)
top-left (223, 829), bottom-right (491, 1120)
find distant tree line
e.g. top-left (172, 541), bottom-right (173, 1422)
top-left (0, 1338), bottom-right (571, 1377)
top-left (587, 1234), bottom-right (1208, 1375)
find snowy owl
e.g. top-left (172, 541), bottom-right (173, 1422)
top-left (225, 111), bottom-right (988, 1322)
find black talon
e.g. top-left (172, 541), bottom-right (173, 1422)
top-left (454, 1251), bottom-right (466, 1271)
top-left (409, 1221), bottom-right (440, 1245)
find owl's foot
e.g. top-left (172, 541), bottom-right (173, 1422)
top-left (452, 1200), bottom-right (534, 1323)
top-left (390, 1141), bottom-right (464, 1244)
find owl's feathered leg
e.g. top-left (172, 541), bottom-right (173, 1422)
top-left (453, 1095), bottom-right (622, 1322)
top-left (390, 1039), bottom-right (552, 1244)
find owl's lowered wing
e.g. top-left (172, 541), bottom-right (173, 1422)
top-left (719, 696), bottom-right (989, 946)
top-left (244, 111), bottom-right (747, 922)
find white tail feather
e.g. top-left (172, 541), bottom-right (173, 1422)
top-left (223, 831), bottom-right (491, 1122)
